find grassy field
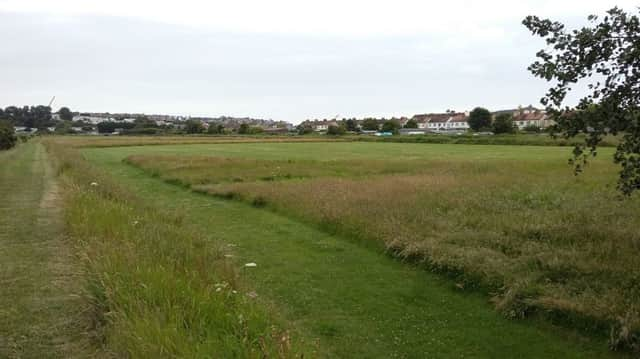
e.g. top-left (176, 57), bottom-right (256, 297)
top-left (4, 137), bottom-right (635, 357)
top-left (76, 141), bottom-right (626, 358)
top-left (116, 141), bottom-right (640, 351)
top-left (57, 138), bottom-right (633, 356)
top-left (0, 143), bottom-right (91, 358)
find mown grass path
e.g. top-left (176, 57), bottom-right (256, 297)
top-left (84, 146), bottom-right (622, 358)
top-left (0, 143), bottom-right (90, 358)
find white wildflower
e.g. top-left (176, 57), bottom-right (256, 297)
top-left (90, 182), bottom-right (98, 187)
top-left (244, 262), bottom-right (257, 267)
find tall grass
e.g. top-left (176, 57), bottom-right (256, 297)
top-left (129, 153), bottom-right (640, 351)
top-left (124, 155), bottom-right (476, 185)
top-left (44, 140), bottom-right (306, 358)
top-left (348, 133), bottom-right (620, 147)
top-left (55, 135), bottom-right (342, 148)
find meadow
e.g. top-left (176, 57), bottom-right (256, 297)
top-left (119, 141), bottom-right (640, 350)
top-left (4, 137), bottom-right (636, 357)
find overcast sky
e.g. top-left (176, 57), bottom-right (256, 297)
top-left (1, 1), bottom-right (637, 123)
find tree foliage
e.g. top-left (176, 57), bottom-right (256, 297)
top-left (492, 114), bottom-right (516, 134)
top-left (327, 124), bottom-right (346, 135)
top-left (345, 119), bottom-right (359, 132)
top-left (467, 107), bottom-right (492, 131)
top-left (207, 123), bottom-right (225, 134)
top-left (524, 7), bottom-right (640, 194)
top-left (361, 119), bottom-right (379, 131)
top-left (184, 120), bottom-right (204, 134)
top-left (297, 124), bottom-right (313, 135)
top-left (97, 121), bottom-right (135, 134)
top-left (0, 121), bottom-right (17, 150)
top-left (0, 105), bottom-right (53, 129)
top-left (404, 119), bottom-right (418, 129)
top-left (134, 116), bottom-right (158, 129)
top-left (238, 123), bottom-right (250, 134)
top-left (58, 107), bottom-right (73, 121)
top-left (381, 120), bottom-right (400, 134)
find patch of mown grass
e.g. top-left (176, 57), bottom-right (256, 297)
top-left (45, 141), bottom-right (307, 358)
top-left (0, 142), bottom-right (93, 358)
top-left (122, 142), bottom-right (640, 352)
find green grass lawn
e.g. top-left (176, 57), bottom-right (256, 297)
top-left (80, 142), bottom-right (631, 358)
top-left (0, 143), bottom-right (90, 358)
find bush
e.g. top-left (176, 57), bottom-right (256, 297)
top-left (523, 124), bottom-right (541, 133)
top-left (238, 123), bottom-right (250, 134)
top-left (468, 107), bottom-right (492, 132)
top-left (381, 120), bottom-right (401, 134)
top-left (327, 124), bottom-right (346, 135)
top-left (184, 120), bottom-right (204, 134)
top-left (97, 121), bottom-right (135, 134)
top-left (492, 114), bottom-right (516, 134)
top-left (0, 121), bottom-right (17, 150)
top-left (248, 126), bottom-right (264, 135)
top-left (207, 124), bottom-right (225, 134)
top-left (297, 125), bottom-right (314, 135)
top-left (404, 119), bottom-right (418, 129)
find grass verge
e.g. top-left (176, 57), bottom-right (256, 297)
top-left (45, 140), bottom-right (307, 358)
top-left (0, 142), bottom-right (92, 358)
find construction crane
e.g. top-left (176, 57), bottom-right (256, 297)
top-left (47, 96), bottom-right (56, 108)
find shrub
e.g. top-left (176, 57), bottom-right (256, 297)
top-left (404, 119), bottom-right (418, 128)
top-left (523, 124), bottom-right (541, 133)
top-left (0, 121), bottom-right (17, 150)
top-left (297, 125), bottom-right (314, 135)
top-left (327, 124), bottom-right (346, 135)
top-left (184, 120), bottom-right (205, 134)
top-left (207, 124), bottom-right (225, 134)
top-left (381, 120), bottom-right (401, 134)
top-left (492, 114), bottom-right (516, 134)
top-left (468, 107), bottom-right (492, 131)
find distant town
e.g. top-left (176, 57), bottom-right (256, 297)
top-left (3, 104), bottom-right (552, 136)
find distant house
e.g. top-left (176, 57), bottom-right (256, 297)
top-left (512, 111), bottom-right (551, 129)
top-left (304, 120), bottom-right (338, 132)
top-left (411, 112), bottom-right (469, 132)
top-left (493, 105), bottom-right (553, 129)
top-left (72, 115), bottom-right (113, 124)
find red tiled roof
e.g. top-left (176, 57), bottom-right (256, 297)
top-left (449, 114), bottom-right (468, 122)
top-left (514, 112), bottom-right (546, 121)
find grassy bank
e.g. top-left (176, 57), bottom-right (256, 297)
top-left (119, 142), bottom-right (639, 351)
top-left (44, 140), bottom-right (306, 358)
